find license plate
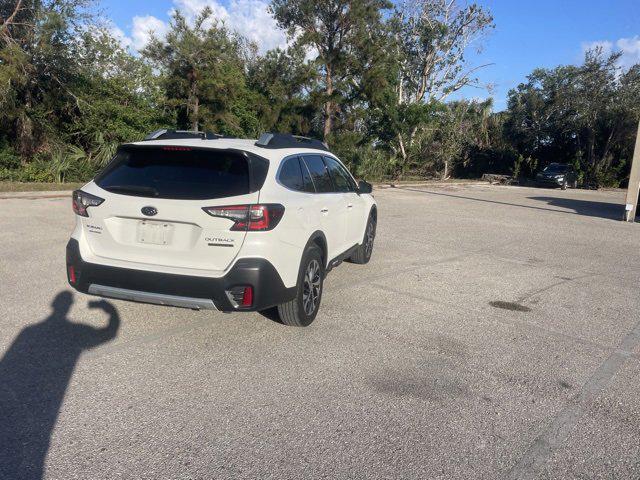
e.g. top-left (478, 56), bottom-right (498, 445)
top-left (137, 221), bottom-right (174, 245)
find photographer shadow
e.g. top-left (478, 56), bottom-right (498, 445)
top-left (0, 291), bottom-right (120, 480)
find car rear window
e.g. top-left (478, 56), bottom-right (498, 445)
top-left (96, 147), bottom-right (251, 200)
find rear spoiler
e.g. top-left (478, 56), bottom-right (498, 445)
top-left (144, 129), bottom-right (223, 141)
top-left (255, 133), bottom-right (329, 152)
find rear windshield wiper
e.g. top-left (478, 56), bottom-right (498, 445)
top-left (103, 185), bottom-right (159, 196)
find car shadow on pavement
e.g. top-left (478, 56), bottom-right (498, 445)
top-left (257, 307), bottom-right (285, 325)
top-left (396, 187), bottom-right (632, 221)
top-left (0, 291), bottom-right (120, 480)
top-left (528, 196), bottom-right (628, 221)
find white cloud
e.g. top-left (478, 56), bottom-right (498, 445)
top-left (121, 0), bottom-right (287, 54)
top-left (131, 15), bottom-right (169, 51)
top-left (172, 0), bottom-right (230, 24)
top-left (108, 24), bottom-right (132, 50)
top-left (223, 0), bottom-right (287, 52)
top-left (616, 36), bottom-right (640, 69)
top-left (581, 40), bottom-right (613, 56)
top-left (581, 36), bottom-right (640, 70)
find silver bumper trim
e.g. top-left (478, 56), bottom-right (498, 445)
top-left (88, 284), bottom-right (217, 310)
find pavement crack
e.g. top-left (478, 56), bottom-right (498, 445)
top-left (506, 318), bottom-right (640, 479)
top-left (516, 274), bottom-right (594, 304)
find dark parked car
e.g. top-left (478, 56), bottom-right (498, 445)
top-left (535, 163), bottom-right (578, 190)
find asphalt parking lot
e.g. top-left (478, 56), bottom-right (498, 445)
top-left (1, 184), bottom-right (639, 479)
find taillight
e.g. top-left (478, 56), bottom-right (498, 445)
top-left (72, 190), bottom-right (104, 217)
top-left (202, 204), bottom-right (285, 231)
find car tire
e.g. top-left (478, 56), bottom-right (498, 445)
top-left (277, 245), bottom-right (324, 327)
top-left (572, 179), bottom-right (578, 189)
top-left (349, 213), bottom-right (376, 265)
top-left (561, 180), bottom-right (567, 190)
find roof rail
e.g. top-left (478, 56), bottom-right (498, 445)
top-left (255, 133), bottom-right (329, 152)
top-left (144, 129), bottom-right (222, 141)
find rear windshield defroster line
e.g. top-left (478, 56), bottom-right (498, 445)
top-left (95, 146), bottom-right (268, 200)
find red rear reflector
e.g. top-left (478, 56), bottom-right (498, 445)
top-left (241, 286), bottom-right (253, 307)
top-left (68, 265), bottom-right (76, 284)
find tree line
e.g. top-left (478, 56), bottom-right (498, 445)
top-left (0, 0), bottom-right (638, 187)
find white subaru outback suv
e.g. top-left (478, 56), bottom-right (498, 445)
top-left (66, 131), bottom-right (377, 326)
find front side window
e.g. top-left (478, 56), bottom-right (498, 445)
top-left (324, 156), bottom-right (356, 192)
top-left (302, 155), bottom-right (334, 193)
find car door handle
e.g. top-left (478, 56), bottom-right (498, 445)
top-left (347, 204), bottom-right (353, 209)
top-left (320, 208), bottom-right (329, 213)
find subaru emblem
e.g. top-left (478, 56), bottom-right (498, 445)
top-left (141, 206), bottom-right (157, 217)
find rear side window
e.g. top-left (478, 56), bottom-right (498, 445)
top-left (302, 155), bottom-right (333, 193)
top-left (299, 159), bottom-right (315, 192)
top-left (96, 147), bottom-right (252, 200)
top-left (279, 157), bottom-right (315, 193)
top-left (279, 157), bottom-right (305, 191)
top-left (324, 156), bottom-right (356, 192)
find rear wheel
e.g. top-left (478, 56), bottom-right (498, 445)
top-left (349, 213), bottom-right (376, 264)
top-left (277, 245), bottom-right (324, 327)
top-left (561, 180), bottom-right (568, 190)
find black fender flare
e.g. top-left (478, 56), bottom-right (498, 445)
top-left (369, 205), bottom-right (378, 221)
top-left (304, 230), bottom-right (328, 268)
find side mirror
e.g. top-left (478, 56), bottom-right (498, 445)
top-left (357, 180), bottom-right (373, 194)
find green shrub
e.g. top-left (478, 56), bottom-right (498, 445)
top-left (0, 143), bottom-right (20, 170)
top-left (0, 145), bottom-right (99, 184)
top-left (18, 159), bottom-right (56, 182)
top-left (328, 132), bottom-right (394, 181)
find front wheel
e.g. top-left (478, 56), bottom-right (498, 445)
top-left (349, 213), bottom-right (377, 264)
top-left (561, 180), bottom-right (567, 190)
top-left (277, 245), bottom-right (324, 327)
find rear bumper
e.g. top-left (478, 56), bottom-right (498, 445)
top-left (66, 239), bottom-right (296, 312)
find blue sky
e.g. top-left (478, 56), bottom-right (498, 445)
top-left (101, 0), bottom-right (640, 111)
top-left (466, 0), bottom-right (640, 109)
